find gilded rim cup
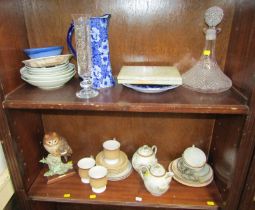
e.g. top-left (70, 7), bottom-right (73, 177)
top-left (103, 139), bottom-right (120, 165)
top-left (89, 165), bottom-right (108, 193)
top-left (77, 157), bottom-right (96, 184)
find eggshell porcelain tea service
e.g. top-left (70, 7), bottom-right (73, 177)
top-left (132, 145), bottom-right (158, 172)
top-left (169, 145), bottom-right (214, 187)
top-left (96, 139), bottom-right (132, 181)
top-left (139, 163), bottom-right (174, 196)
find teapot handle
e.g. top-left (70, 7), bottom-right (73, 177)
top-left (152, 145), bottom-right (157, 155)
top-left (66, 22), bottom-right (77, 58)
top-left (138, 166), bottom-right (149, 180)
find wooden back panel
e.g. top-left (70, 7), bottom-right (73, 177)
top-left (22, 0), bottom-right (235, 74)
top-left (42, 111), bottom-right (214, 163)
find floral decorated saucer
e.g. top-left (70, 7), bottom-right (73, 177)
top-left (123, 84), bottom-right (179, 93)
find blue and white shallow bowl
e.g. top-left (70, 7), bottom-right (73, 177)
top-left (123, 84), bottom-right (180, 93)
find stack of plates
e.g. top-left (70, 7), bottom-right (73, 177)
top-left (169, 157), bottom-right (213, 187)
top-left (20, 55), bottom-right (75, 90)
top-left (96, 151), bottom-right (132, 181)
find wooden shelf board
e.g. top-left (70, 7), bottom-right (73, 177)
top-left (3, 79), bottom-right (248, 114)
top-left (29, 168), bottom-right (222, 209)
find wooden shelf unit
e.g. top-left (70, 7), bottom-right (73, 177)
top-left (1, 1), bottom-right (255, 210)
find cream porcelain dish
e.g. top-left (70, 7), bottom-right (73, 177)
top-left (21, 66), bottom-right (75, 81)
top-left (25, 63), bottom-right (71, 75)
top-left (21, 71), bottom-right (75, 90)
top-left (22, 54), bottom-right (73, 68)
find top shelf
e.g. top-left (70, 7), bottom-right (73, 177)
top-left (3, 78), bottom-right (248, 114)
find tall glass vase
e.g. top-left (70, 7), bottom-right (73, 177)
top-left (72, 14), bottom-right (98, 99)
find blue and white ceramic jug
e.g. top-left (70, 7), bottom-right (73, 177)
top-left (67, 14), bottom-right (115, 89)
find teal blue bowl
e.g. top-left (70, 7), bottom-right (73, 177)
top-left (24, 46), bottom-right (63, 59)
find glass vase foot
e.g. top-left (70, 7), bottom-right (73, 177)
top-left (76, 88), bottom-right (98, 99)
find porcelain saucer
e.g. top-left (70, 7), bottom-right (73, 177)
top-left (123, 84), bottom-right (179, 93)
top-left (107, 162), bottom-right (133, 181)
top-left (169, 158), bottom-right (213, 187)
top-left (96, 151), bottom-right (129, 174)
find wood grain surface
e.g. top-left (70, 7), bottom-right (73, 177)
top-left (0, 0), bottom-right (29, 95)
top-left (3, 81), bottom-right (248, 114)
top-left (22, 0), bottom-right (235, 75)
top-left (42, 111), bottom-right (214, 162)
top-left (29, 165), bottom-right (222, 209)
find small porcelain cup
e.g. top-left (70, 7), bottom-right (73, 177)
top-left (89, 165), bottom-right (108, 193)
top-left (77, 156), bottom-right (96, 184)
top-left (103, 139), bottom-right (120, 165)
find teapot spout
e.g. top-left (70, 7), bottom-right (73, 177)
top-left (165, 171), bottom-right (174, 183)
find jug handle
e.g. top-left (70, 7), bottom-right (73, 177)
top-left (66, 21), bottom-right (77, 58)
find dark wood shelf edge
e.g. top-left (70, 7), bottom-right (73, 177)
top-left (28, 196), bottom-right (219, 209)
top-left (2, 101), bottom-right (249, 115)
top-left (2, 81), bottom-right (249, 115)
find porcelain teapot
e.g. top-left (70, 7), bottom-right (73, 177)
top-left (139, 163), bottom-right (174, 196)
top-left (132, 145), bottom-right (157, 172)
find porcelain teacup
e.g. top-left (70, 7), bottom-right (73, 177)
top-left (103, 139), bottom-right (120, 165)
top-left (77, 156), bottom-right (95, 184)
top-left (89, 165), bottom-right (108, 193)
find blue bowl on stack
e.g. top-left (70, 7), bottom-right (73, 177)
top-left (24, 46), bottom-right (63, 59)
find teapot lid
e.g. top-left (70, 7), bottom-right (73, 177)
top-left (182, 145), bottom-right (206, 168)
top-left (150, 164), bottom-right (166, 177)
top-left (137, 145), bottom-right (154, 157)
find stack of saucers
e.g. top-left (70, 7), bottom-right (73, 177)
top-left (96, 139), bottom-right (132, 181)
top-left (168, 145), bottom-right (213, 187)
top-left (20, 54), bottom-right (75, 90)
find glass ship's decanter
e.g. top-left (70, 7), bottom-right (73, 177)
top-left (182, 6), bottom-right (232, 93)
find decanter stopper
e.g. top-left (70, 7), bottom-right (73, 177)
top-left (182, 6), bottom-right (232, 93)
top-left (204, 6), bottom-right (224, 27)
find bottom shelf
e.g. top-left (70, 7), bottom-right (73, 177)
top-left (29, 168), bottom-right (222, 209)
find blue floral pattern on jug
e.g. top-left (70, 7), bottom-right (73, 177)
top-left (90, 14), bottom-right (115, 89)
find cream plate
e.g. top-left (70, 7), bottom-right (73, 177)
top-left (25, 63), bottom-right (72, 75)
top-left (22, 54), bottom-right (72, 68)
top-left (169, 158), bottom-right (213, 187)
top-left (20, 65), bottom-right (75, 80)
top-left (21, 71), bottom-right (75, 90)
top-left (107, 162), bottom-right (133, 181)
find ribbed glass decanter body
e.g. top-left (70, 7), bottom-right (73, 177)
top-left (182, 29), bottom-right (232, 93)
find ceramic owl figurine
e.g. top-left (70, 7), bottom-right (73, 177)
top-left (43, 132), bottom-right (72, 162)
